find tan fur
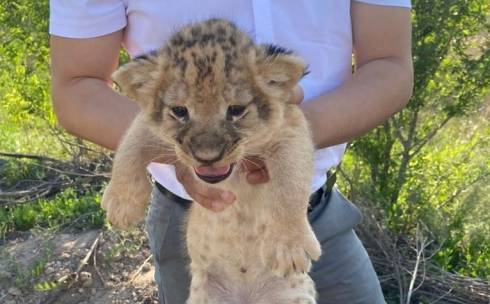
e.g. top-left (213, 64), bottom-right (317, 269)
top-left (102, 19), bottom-right (321, 303)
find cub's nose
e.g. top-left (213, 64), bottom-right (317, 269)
top-left (188, 133), bottom-right (226, 165)
top-left (190, 147), bottom-right (225, 165)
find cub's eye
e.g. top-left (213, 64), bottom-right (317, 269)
top-left (170, 106), bottom-right (188, 120)
top-left (227, 105), bottom-right (246, 121)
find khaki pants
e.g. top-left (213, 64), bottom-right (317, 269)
top-left (146, 187), bottom-right (385, 304)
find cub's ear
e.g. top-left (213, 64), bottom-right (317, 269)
top-left (112, 51), bottom-right (163, 106)
top-left (255, 44), bottom-right (307, 93)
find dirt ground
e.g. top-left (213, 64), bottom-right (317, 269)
top-left (0, 227), bottom-right (159, 304)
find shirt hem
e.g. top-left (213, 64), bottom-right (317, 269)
top-left (49, 9), bottom-right (127, 38)
top-left (353, 0), bottom-right (411, 8)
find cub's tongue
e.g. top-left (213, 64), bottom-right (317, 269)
top-left (194, 165), bottom-right (231, 177)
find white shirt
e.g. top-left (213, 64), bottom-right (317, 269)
top-left (50, 0), bottom-right (411, 199)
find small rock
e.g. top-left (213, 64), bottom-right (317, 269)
top-left (78, 288), bottom-right (84, 293)
top-left (0, 270), bottom-right (11, 279)
top-left (82, 277), bottom-right (93, 287)
top-left (80, 271), bottom-right (93, 287)
top-left (80, 271), bottom-right (91, 280)
top-left (112, 253), bottom-right (122, 261)
top-left (60, 252), bottom-right (70, 260)
top-left (58, 268), bottom-right (70, 276)
top-left (45, 266), bottom-right (55, 275)
top-left (91, 288), bottom-right (97, 295)
top-left (142, 264), bottom-right (151, 273)
top-left (105, 281), bottom-right (114, 288)
top-left (8, 287), bottom-right (22, 296)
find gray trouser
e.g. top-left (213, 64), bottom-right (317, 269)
top-left (146, 187), bottom-right (385, 304)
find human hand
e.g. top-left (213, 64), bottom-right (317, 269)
top-left (242, 156), bottom-right (269, 184)
top-left (292, 84), bottom-right (304, 105)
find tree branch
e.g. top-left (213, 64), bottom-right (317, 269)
top-left (0, 151), bottom-right (60, 163)
top-left (409, 116), bottom-right (452, 157)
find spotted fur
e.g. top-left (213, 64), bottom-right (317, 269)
top-left (102, 19), bottom-right (321, 304)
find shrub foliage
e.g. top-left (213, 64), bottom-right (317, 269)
top-left (341, 0), bottom-right (490, 278)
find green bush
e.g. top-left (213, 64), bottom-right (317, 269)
top-left (0, 0), bottom-right (67, 156)
top-left (0, 188), bottom-right (105, 238)
top-left (340, 0), bottom-right (490, 279)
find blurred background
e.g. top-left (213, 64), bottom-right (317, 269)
top-left (0, 1), bottom-right (488, 303)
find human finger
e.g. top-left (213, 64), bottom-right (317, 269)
top-left (292, 85), bottom-right (304, 105)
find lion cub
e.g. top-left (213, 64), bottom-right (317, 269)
top-left (101, 19), bottom-right (321, 303)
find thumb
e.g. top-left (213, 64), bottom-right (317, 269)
top-left (292, 85), bottom-right (304, 105)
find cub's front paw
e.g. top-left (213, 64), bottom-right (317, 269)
top-left (261, 228), bottom-right (321, 277)
top-left (101, 181), bottom-right (150, 229)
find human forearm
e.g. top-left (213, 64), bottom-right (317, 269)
top-left (52, 77), bottom-right (138, 150)
top-left (302, 57), bottom-right (413, 148)
top-left (302, 3), bottom-right (413, 149)
top-left (50, 32), bottom-right (138, 151)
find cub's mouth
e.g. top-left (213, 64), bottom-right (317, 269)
top-left (194, 164), bottom-right (235, 184)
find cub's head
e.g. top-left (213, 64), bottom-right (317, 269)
top-left (113, 19), bottom-right (306, 184)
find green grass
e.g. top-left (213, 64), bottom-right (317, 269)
top-left (0, 100), bottom-right (108, 240)
top-left (2, 240), bottom-right (54, 289)
top-left (0, 187), bottom-right (105, 239)
top-left (0, 108), bottom-right (68, 159)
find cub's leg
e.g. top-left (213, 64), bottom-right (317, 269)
top-left (286, 274), bottom-right (317, 304)
top-left (187, 269), bottom-right (211, 304)
top-left (260, 107), bottom-right (321, 277)
top-left (101, 114), bottom-right (169, 229)
top-left (285, 297), bottom-right (316, 304)
top-left (255, 274), bottom-right (316, 304)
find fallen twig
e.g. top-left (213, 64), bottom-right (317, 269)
top-left (0, 151), bottom-right (110, 206)
top-left (406, 225), bottom-right (432, 304)
top-left (93, 231), bottom-right (106, 287)
top-left (0, 151), bottom-right (60, 163)
top-left (129, 254), bottom-right (153, 284)
top-left (74, 231), bottom-right (103, 277)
